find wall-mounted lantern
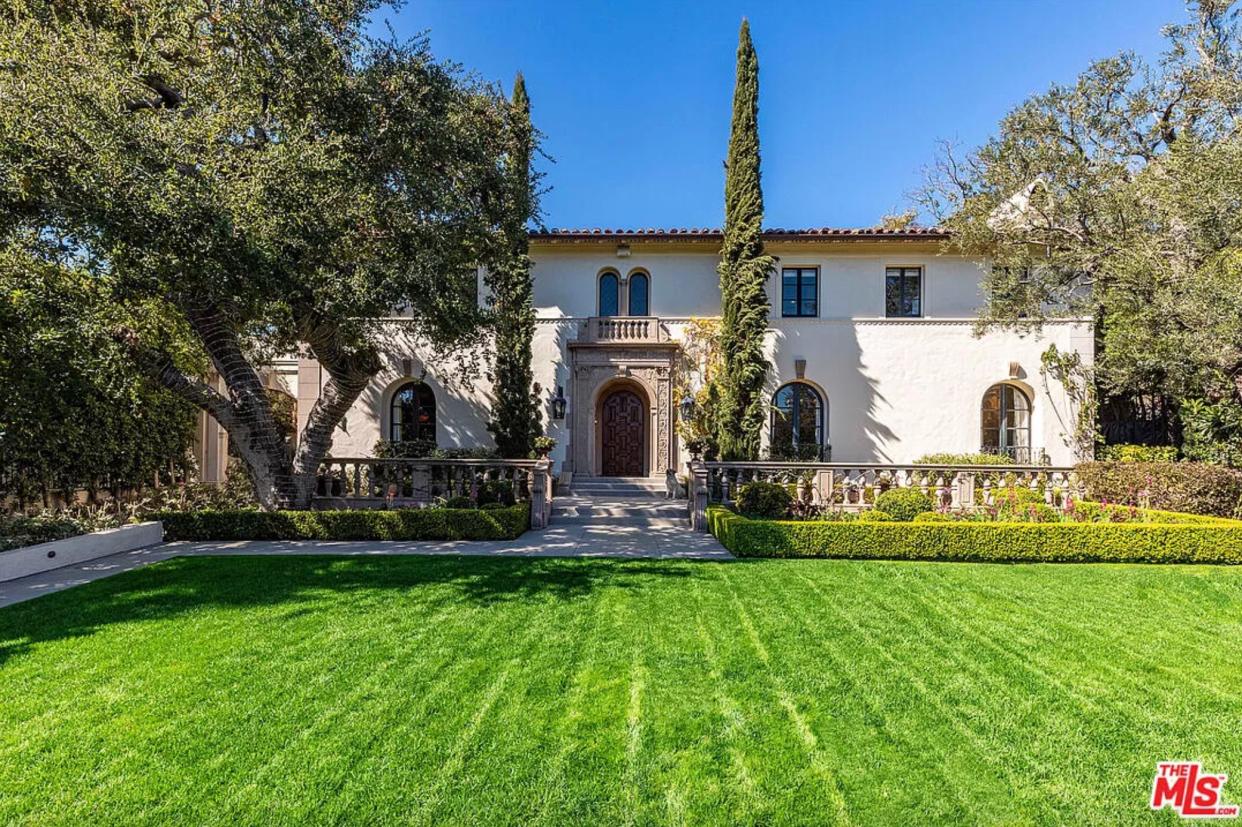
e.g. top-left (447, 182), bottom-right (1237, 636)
top-left (551, 385), bottom-right (567, 421)
top-left (679, 393), bottom-right (696, 421)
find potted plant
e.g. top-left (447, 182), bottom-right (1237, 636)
top-left (686, 437), bottom-right (707, 461)
top-left (533, 436), bottom-right (556, 459)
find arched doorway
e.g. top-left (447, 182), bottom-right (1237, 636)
top-left (600, 387), bottom-right (646, 476)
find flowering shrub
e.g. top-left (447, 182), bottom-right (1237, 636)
top-left (1075, 461), bottom-right (1242, 518)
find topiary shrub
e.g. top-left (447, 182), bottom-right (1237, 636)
top-left (874, 488), bottom-right (934, 522)
top-left (479, 501), bottom-right (509, 511)
top-left (443, 495), bottom-right (476, 509)
top-left (857, 510), bottom-right (893, 522)
top-left (735, 481), bottom-right (792, 519)
top-left (1075, 461), bottom-right (1242, 518)
top-left (913, 511), bottom-right (954, 522)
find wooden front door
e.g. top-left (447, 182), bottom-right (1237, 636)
top-left (601, 389), bottom-right (645, 476)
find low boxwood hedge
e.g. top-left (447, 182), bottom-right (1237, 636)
top-left (158, 504), bottom-right (529, 542)
top-left (706, 506), bottom-right (1242, 564)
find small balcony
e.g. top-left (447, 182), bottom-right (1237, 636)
top-left (576, 316), bottom-right (669, 345)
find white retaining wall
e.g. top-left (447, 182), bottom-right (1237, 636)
top-left (0, 522), bottom-right (164, 583)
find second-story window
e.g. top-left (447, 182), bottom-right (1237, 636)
top-left (885, 266), bottom-right (922, 318)
top-left (628, 272), bottom-right (649, 316)
top-left (781, 267), bottom-right (818, 317)
top-left (598, 271), bottom-right (619, 316)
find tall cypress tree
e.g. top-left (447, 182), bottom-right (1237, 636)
top-left (716, 20), bottom-right (774, 460)
top-left (487, 73), bottom-right (542, 457)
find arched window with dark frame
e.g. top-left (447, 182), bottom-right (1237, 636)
top-left (389, 381), bottom-right (436, 444)
top-left (598, 272), bottom-right (619, 316)
top-left (770, 382), bottom-right (825, 460)
top-left (628, 272), bottom-right (649, 316)
top-left (981, 383), bottom-right (1031, 462)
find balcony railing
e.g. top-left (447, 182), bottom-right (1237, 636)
top-left (578, 316), bottom-right (668, 344)
top-left (315, 457), bottom-right (553, 529)
top-left (686, 460), bottom-right (1081, 530)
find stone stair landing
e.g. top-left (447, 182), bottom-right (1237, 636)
top-left (534, 477), bottom-right (729, 558)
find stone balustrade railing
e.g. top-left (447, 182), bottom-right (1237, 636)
top-left (688, 460), bottom-right (1081, 531)
top-left (315, 457), bottom-right (553, 529)
top-left (582, 316), bottom-right (667, 344)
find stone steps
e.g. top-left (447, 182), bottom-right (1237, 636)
top-left (559, 479), bottom-right (689, 530)
top-left (569, 477), bottom-right (670, 498)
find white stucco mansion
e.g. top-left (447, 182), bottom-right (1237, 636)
top-left (195, 226), bottom-right (1093, 482)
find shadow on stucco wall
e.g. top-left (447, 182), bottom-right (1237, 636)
top-left (766, 322), bottom-right (896, 462)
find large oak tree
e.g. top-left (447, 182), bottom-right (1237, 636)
top-left (0, 0), bottom-right (529, 508)
top-left (920, 0), bottom-right (1242, 457)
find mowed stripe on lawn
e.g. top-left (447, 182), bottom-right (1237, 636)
top-left (0, 555), bottom-right (1239, 825)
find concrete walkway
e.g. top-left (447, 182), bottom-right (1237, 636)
top-left (0, 485), bottom-right (729, 608)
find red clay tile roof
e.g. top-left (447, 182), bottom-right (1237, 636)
top-left (530, 226), bottom-right (948, 241)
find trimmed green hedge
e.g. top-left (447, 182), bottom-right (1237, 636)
top-left (706, 506), bottom-right (1242, 564)
top-left (158, 504), bottom-right (529, 542)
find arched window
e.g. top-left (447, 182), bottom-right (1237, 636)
top-left (628, 272), bottom-right (649, 316)
top-left (389, 381), bottom-right (436, 444)
top-left (598, 272), bottom-right (619, 316)
top-left (771, 382), bottom-right (825, 460)
top-left (981, 383), bottom-right (1031, 462)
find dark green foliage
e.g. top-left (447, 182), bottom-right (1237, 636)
top-left (476, 479), bottom-right (517, 507)
top-left (486, 73), bottom-right (542, 458)
top-left (1180, 398), bottom-right (1242, 467)
top-left (715, 20), bottom-right (773, 461)
top-left (0, 513), bottom-right (82, 552)
top-left (0, 1), bottom-right (526, 509)
top-left (874, 489), bottom-right (935, 521)
top-left (158, 504), bottom-right (529, 542)
top-left (1076, 461), bottom-right (1242, 518)
top-left (0, 264), bottom-right (197, 505)
top-left (708, 506), bottom-right (1242, 563)
top-left (372, 439), bottom-right (498, 460)
top-left (735, 481), bottom-right (791, 518)
top-left (443, 496), bottom-right (476, 510)
top-left (1097, 444), bottom-right (1179, 463)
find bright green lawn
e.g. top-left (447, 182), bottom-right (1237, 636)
top-left (1, 556), bottom-right (1239, 825)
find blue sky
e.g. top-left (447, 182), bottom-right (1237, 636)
top-left (382, 1), bottom-right (1182, 229)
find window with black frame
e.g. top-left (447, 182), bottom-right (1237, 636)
top-left (981, 383), bottom-right (1031, 462)
top-left (389, 381), bottom-right (436, 444)
top-left (781, 267), bottom-right (818, 317)
top-left (628, 272), bottom-right (649, 316)
top-left (885, 266), bottom-right (922, 317)
top-left (598, 271), bottom-right (619, 316)
top-left (770, 382), bottom-right (825, 459)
